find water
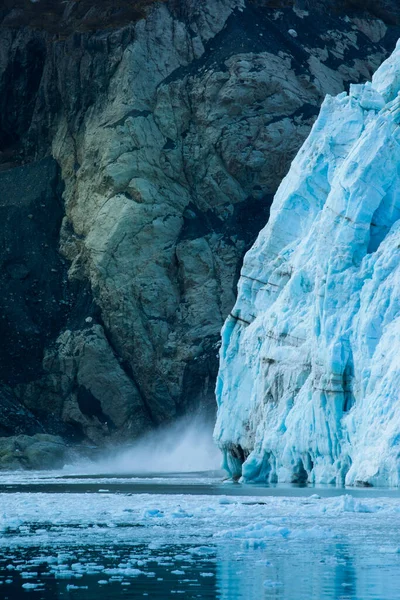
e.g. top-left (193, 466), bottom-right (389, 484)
top-left (1, 470), bottom-right (400, 599)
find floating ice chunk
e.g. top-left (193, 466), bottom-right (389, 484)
top-left (336, 495), bottom-right (377, 513)
top-left (143, 509), bottom-right (164, 518)
top-left (57, 553), bottom-right (72, 563)
top-left (188, 546), bottom-right (215, 556)
top-left (218, 497), bottom-right (236, 505)
top-left (379, 547), bottom-right (400, 554)
top-left (103, 568), bottom-right (144, 577)
top-left (21, 583), bottom-right (42, 590)
top-left (55, 571), bottom-right (74, 579)
top-left (263, 580), bottom-right (283, 588)
top-left (66, 585), bottom-right (88, 591)
top-left (148, 542), bottom-right (163, 550)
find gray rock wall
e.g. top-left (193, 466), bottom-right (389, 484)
top-left (0, 0), bottom-right (399, 451)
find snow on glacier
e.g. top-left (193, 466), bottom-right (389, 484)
top-left (214, 40), bottom-right (400, 486)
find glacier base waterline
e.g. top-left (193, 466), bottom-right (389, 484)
top-left (215, 40), bottom-right (400, 487)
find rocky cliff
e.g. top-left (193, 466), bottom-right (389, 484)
top-left (0, 0), bottom-right (399, 464)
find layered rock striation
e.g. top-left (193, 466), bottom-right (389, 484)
top-left (1, 0), bottom-right (400, 455)
top-left (215, 39), bottom-right (400, 486)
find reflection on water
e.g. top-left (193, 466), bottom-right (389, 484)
top-left (217, 544), bottom-right (374, 600)
top-left (217, 542), bottom-right (400, 600)
top-left (0, 472), bottom-right (400, 599)
top-left (2, 537), bottom-right (400, 599)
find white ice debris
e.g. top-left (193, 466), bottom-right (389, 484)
top-left (214, 40), bottom-right (400, 486)
top-left (0, 491), bottom-right (398, 548)
top-left (1, 489), bottom-right (400, 598)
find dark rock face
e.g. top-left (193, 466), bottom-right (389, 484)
top-left (0, 157), bottom-right (70, 384)
top-left (0, 34), bottom-right (46, 164)
top-left (0, 0), bottom-right (399, 454)
top-left (0, 0), bottom-right (160, 33)
top-left (345, 1), bottom-right (400, 25)
top-left (252, 0), bottom-right (400, 25)
top-left (0, 385), bottom-right (43, 437)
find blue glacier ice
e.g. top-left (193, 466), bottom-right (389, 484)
top-left (214, 40), bottom-right (400, 487)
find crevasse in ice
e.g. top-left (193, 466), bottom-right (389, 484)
top-left (214, 40), bottom-right (400, 486)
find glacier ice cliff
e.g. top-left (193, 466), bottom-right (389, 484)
top-left (215, 39), bottom-right (400, 487)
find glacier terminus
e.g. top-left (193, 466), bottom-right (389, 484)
top-left (215, 40), bottom-right (400, 487)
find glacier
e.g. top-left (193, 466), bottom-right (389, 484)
top-left (214, 40), bottom-right (400, 487)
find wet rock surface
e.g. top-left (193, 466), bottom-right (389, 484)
top-left (0, 0), bottom-right (399, 451)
